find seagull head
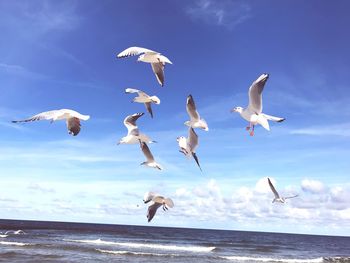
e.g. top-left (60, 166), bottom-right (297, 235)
top-left (150, 96), bottom-right (160, 104)
top-left (231, 107), bottom-right (243, 114)
top-left (176, 136), bottom-right (185, 142)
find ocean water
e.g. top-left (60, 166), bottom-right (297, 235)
top-left (0, 219), bottom-right (349, 263)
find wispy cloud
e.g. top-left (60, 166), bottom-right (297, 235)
top-left (186, 0), bottom-right (251, 30)
top-left (290, 123), bottom-right (350, 137)
top-left (0, 63), bottom-right (48, 80)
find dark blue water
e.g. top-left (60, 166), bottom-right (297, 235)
top-left (0, 219), bottom-right (349, 262)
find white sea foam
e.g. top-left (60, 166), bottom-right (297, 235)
top-left (0, 241), bottom-right (30, 247)
top-left (65, 239), bottom-right (215, 252)
top-left (221, 256), bottom-right (324, 263)
top-left (0, 235), bottom-right (8, 238)
top-left (96, 249), bottom-right (180, 257)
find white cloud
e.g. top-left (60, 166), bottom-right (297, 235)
top-left (186, 0), bottom-right (251, 30)
top-left (301, 179), bottom-right (326, 194)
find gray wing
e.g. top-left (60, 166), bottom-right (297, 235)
top-left (188, 127), bottom-right (198, 152)
top-left (66, 117), bottom-right (81, 136)
top-left (151, 62), bottom-right (165, 87)
top-left (284, 194), bottom-right (299, 200)
top-left (124, 113), bottom-right (144, 133)
top-left (268, 178), bottom-right (280, 199)
top-left (117, 47), bottom-right (157, 58)
top-left (125, 88), bottom-right (149, 98)
top-left (147, 202), bottom-right (162, 222)
top-left (192, 152), bottom-right (202, 171)
top-left (140, 141), bottom-right (155, 162)
top-left (248, 74), bottom-right (269, 113)
top-left (186, 95), bottom-right (199, 121)
top-left (145, 102), bottom-right (153, 118)
top-left (12, 110), bottom-right (59, 123)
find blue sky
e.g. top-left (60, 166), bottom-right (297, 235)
top-left (0, 0), bottom-right (349, 236)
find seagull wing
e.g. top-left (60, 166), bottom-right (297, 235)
top-left (124, 113), bottom-right (144, 134)
top-left (147, 202), bottom-right (162, 222)
top-left (143, 191), bottom-right (157, 203)
top-left (248, 74), bottom-right (269, 113)
top-left (268, 178), bottom-right (280, 199)
top-left (12, 110), bottom-right (61, 123)
top-left (164, 198), bottom-right (174, 208)
top-left (186, 95), bottom-right (200, 121)
top-left (151, 62), bottom-right (165, 87)
top-left (188, 127), bottom-right (199, 152)
top-left (140, 141), bottom-right (155, 162)
top-left (262, 113), bottom-right (285, 123)
top-left (192, 152), bottom-right (202, 171)
top-left (125, 88), bottom-right (149, 98)
top-left (284, 194), bottom-right (299, 200)
top-left (145, 102), bottom-right (153, 118)
top-left (66, 117), bottom-right (81, 136)
top-left (117, 46), bottom-right (158, 58)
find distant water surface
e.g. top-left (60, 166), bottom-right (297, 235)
top-left (0, 219), bottom-right (349, 263)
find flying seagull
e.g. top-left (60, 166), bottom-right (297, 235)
top-left (118, 113), bottom-right (155, 144)
top-left (12, 109), bottom-right (90, 136)
top-left (185, 95), bottom-right (208, 131)
top-left (139, 140), bottom-right (162, 170)
top-left (231, 74), bottom-right (285, 136)
top-left (143, 192), bottom-right (174, 222)
top-left (268, 178), bottom-right (298, 203)
top-left (125, 88), bottom-right (160, 118)
top-left (177, 127), bottom-right (202, 171)
top-left (117, 46), bottom-right (172, 87)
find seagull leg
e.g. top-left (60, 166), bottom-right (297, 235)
top-left (246, 122), bottom-right (251, 131)
top-left (250, 125), bottom-right (255, 136)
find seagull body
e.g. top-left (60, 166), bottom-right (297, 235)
top-left (125, 88), bottom-right (160, 118)
top-left (143, 192), bottom-right (174, 222)
top-left (177, 127), bottom-right (202, 171)
top-left (139, 141), bottom-right (162, 170)
top-left (117, 47), bottom-right (172, 87)
top-left (12, 109), bottom-right (90, 136)
top-left (118, 113), bottom-right (155, 145)
top-left (185, 95), bottom-right (208, 131)
top-left (231, 74), bottom-right (285, 136)
top-left (268, 178), bottom-right (298, 203)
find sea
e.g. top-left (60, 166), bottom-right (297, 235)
top-left (0, 219), bottom-right (349, 263)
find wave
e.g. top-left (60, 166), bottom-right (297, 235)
top-left (0, 235), bottom-right (8, 238)
top-left (221, 256), bottom-right (324, 263)
top-left (65, 239), bottom-right (215, 252)
top-left (0, 241), bottom-right (31, 247)
top-left (96, 249), bottom-right (180, 257)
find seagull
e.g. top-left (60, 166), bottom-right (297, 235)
top-left (12, 109), bottom-right (90, 136)
top-left (231, 74), bottom-right (285, 136)
top-left (139, 140), bottom-right (162, 170)
top-left (177, 127), bottom-right (202, 171)
top-left (268, 178), bottom-right (298, 203)
top-left (185, 95), bottom-right (208, 131)
top-left (117, 46), bottom-right (172, 87)
top-left (118, 113), bottom-right (155, 145)
top-left (143, 192), bottom-right (174, 222)
top-left (125, 88), bottom-right (160, 118)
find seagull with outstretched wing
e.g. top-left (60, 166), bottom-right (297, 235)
top-left (143, 192), bottom-right (174, 222)
top-left (125, 88), bottom-right (160, 118)
top-left (177, 127), bottom-right (202, 171)
top-left (231, 74), bottom-right (285, 136)
top-left (139, 141), bottom-right (162, 170)
top-left (12, 109), bottom-right (90, 136)
top-left (117, 47), bottom-right (172, 87)
top-left (185, 94), bottom-right (208, 131)
top-left (268, 178), bottom-right (298, 203)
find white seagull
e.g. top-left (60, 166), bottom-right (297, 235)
top-left (12, 109), bottom-right (90, 136)
top-left (143, 191), bottom-right (174, 222)
top-left (139, 141), bottom-right (162, 170)
top-left (185, 95), bottom-right (208, 131)
top-left (177, 127), bottom-right (202, 171)
top-left (117, 46), bottom-right (172, 87)
top-left (118, 113), bottom-right (155, 145)
top-left (231, 74), bottom-right (285, 136)
top-left (125, 88), bottom-right (160, 118)
top-left (268, 178), bottom-right (298, 203)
